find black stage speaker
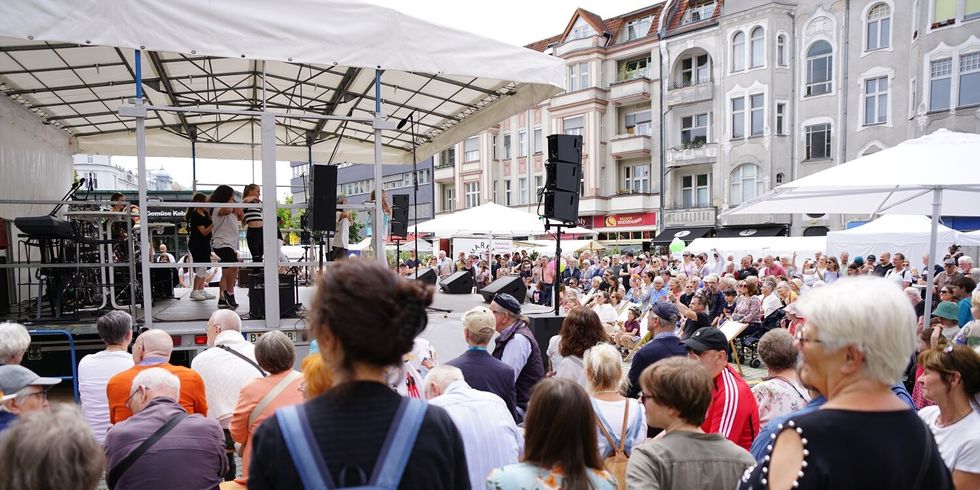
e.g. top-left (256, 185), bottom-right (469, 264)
top-left (440, 271), bottom-right (474, 294)
top-left (528, 314), bottom-right (566, 372)
top-left (480, 276), bottom-right (527, 304)
top-left (543, 190), bottom-right (580, 223)
top-left (248, 272), bottom-right (299, 319)
top-left (547, 134), bottom-right (583, 163)
top-left (309, 165), bottom-right (338, 232)
top-left (545, 162), bottom-right (581, 193)
top-left (391, 194), bottom-right (409, 237)
top-left (414, 267), bottom-right (438, 286)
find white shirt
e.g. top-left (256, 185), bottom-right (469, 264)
top-left (593, 303), bottom-right (618, 325)
top-left (496, 322), bottom-right (532, 382)
top-left (78, 349), bottom-right (134, 444)
top-left (546, 335), bottom-right (564, 374)
top-left (886, 267), bottom-right (913, 286)
top-left (428, 381), bottom-right (523, 490)
top-left (591, 397), bottom-right (647, 458)
top-left (918, 405), bottom-right (980, 474)
top-left (210, 209), bottom-right (240, 250)
top-left (555, 355), bottom-right (588, 391)
top-left (333, 212), bottom-right (350, 248)
top-left (190, 330), bottom-right (262, 428)
top-left (762, 293), bottom-right (783, 319)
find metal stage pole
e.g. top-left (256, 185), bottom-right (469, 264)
top-left (553, 222), bottom-right (562, 316)
top-left (134, 50), bottom-right (153, 328)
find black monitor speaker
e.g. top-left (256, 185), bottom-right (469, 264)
top-left (440, 271), bottom-right (474, 294)
top-left (248, 272), bottom-right (300, 319)
top-left (528, 314), bottom-right (566, 372)
top-left (414, 267), bottom-right (438, 286)
top-left (309, 165), bottom-right (338, 232)
top-left (543, 190), bottom-right (580, 223)
top-left (545, 162), bottom-right (581, 193)
top-left (391, 194), bottom-right (409, 238)
top-left (479, 275), bottom-right (527, 304)
top-left (547, 134), bottom-right (583, 163)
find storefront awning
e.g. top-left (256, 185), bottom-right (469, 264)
top-left (714, 226), bottom-right (787, 238)
top-left (652, 226), bottom-right (713, 244)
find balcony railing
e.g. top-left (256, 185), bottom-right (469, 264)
top-left (663, 206), bottom-right (717, 227)
top-left (610, 134), bottom-right (652, 158)
top-left (609, 77), bottom-right (652, 105)
top-left (666, 79), bottom-right (713, 106)
top-left (665, 142), bottom-right (718, 167)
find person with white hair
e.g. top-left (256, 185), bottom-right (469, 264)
top-left (425, 364), bottom-right (522, 490)
top-left (191, 309), bottom-right (264, 481)
top-left (103, 368), bottom-right (226, 490)
top-left (958, 255), bottom-right (980, 283)
top-left (739, 277), bottom-right (952, 489)
top-left (0, 322), bottom-right (30, 365)
top-left (0, 364), bottom-right (61, 432)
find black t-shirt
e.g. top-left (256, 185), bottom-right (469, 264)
top-left (188, 210), bottom-right (212, 247)
top-left (249, 381), bottom-right (469, 490)
top-left (873, 263), bottom-right (894, 277)
top-left (737, 267), bottom-right (758, 279)
top-left (682, 311), bottom-right (711, 339)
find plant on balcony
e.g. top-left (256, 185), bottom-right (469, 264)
top-left (674, 139), bottom-right (707, 150)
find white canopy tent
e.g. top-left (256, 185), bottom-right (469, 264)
top-left (415, 203), bottom-right (595, 237)
top-left (724, 129), bottom-right (980, 328)
top-left (685, 237), bottom-right (827, 264)
top-left (825, 215), bottom-right (963, 263)
top-left (520, 239), bottom-right (606, 255)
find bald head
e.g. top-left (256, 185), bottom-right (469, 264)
top-left (207, 310), bottom-right (242, 346)
top-left (133, 329), bottom-right (173, 363)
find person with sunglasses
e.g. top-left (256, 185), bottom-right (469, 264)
top-left (0, 364), bottom-right (60, 433)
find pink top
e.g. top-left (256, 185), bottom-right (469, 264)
top-left (229, 370), bottom-right (304, 485)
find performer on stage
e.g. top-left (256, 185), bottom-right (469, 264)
top-left (210, 186), bottom-right (242, 309)
top-left (186, 193), bottom-right (215, 302)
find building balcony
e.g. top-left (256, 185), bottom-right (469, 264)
top-left (609, 77), bottom-right (652, 105)
top-left (550, 87), bottom-right (608, 110)
top-left (609, 134), bottom-right (652, 159)
top-left (663, 206), bottom-right (717, 228)
top-left (665, 142), bottom-right (717, 167)
top-left (665, 79), bottom-right (713, 107)
top-left (460, 160), bottom-right (481, 174)
top-left (609, 192), bottom-right (657, 213)
top-left (554, 35), bottom-right (604, 57)
top-left (434, 164), bottom-right (455, 182)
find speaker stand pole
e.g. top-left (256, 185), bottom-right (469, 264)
top-left (395, 238), bottom-right (401, 272)
top-left (318, 235), bottom-right (324, 274)
top-left (548, 220), bottom-right (563, 316)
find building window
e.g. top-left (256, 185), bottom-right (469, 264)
top-left (567, 62), bottom-right (589, 91)
top-left (464, 181), bottom-right (480, 208)
top-left (679, 54), bottom-right (710, 87)
top-left (443, 185), bottom-right (455, 211)
top-left (504, 179), bottom-right (512, 206)
top-left (625, 111), bottom-right (652, 136)
top-left (518, 130), bottom-right (528, 157)
top-left (930, 58), bottom-right (953, 111)
top-left (968, 0), bottom-right (980, 20)
top-left (533, 127), bottom-right (543, 154)
top-left (933, 0), bottom-right (956, 24)
top-left (959, 52), bottom-right (980, 107)
top-left (440, 148), bottom-right (455, 167)
top-left (518, 177), bottom-right (529, 205)
top-left (681, 174), bottom-right (710, 208)
top-left (464, 136), bottom-right (480, 162)
top-left (564, 116), bottom-right (584, 136)
top-left (503, 134), bottom-right (512, 159)
top-left (806, 41), bottom-right (833, 96)
top-left (570, 20), bottom-right (596, 40)
top-left (750, 27), bottom-right (765, 68)
top-left (619, 57), bottom-right (650, 81)
top-left (731, 97), bottom-right (745, 138)
top-left (625, 16), bottom-right (651, 41)
top-left (683, 1), bottom-right (716, 25)
top-left (492, 134), bottom-right (498, 160)
top-left (622, 163), bottom-right (650, 193)
top-left (730, 164), bottom-right (764, 205)
top-left (732, 31), bottom-right (746, 72)
top-left (535, 175), bottom-right (544, 197)
top-left (866, 3), bottom-right (891, 51)
top-left (776, 172), bottom-right (784, 184)
top-left (777, 35), bottom-right (787, 66)
top-left (805, 123), bottom-right (832, 160)
top-left (750, 94), bottom-right (765, 136)
top-left (864, 76), bottom-right (889, 125)
top-left (775, 103), bottom-right (786, 135)
top-left (681, 113), bottom-right (709, 146)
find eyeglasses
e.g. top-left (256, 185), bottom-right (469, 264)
top-left (639, 393), bottom-right (653, 405)
top-left (125, 385), bottom-right (146, 408)
top-left (793, 329), bottom-right (823, 345)
top-left (22, 389), bottom-right (48, 400)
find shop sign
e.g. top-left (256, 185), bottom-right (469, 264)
top-left (600, 212), bottom-right (657, 228)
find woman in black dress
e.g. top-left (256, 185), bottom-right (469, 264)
top-left (185, 193), bottom-right (213, 302)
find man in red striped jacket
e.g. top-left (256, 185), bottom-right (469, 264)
top-left (684, 327), bottom-right (759, 450)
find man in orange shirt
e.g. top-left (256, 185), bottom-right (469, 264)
top-left (106, 329), bottom-right (207, 424)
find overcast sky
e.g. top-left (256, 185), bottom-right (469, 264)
top-left (112, 1), bottom-right (662, 199)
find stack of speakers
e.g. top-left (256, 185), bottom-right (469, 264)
top-left (542, 134), bottom-right (583, 223)
top-left (391, 194), bottom-right (409, 238)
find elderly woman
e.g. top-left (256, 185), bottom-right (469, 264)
top-left (751, 329), bottom-right (811, 426)
top-left (0, 323), bottom-right (30, 365)
top-left (917, 345), bottom-right (980, 489)
top-left (555, 307), bottom-right (611, 390)
top-left (761, 279), bottom-right (783, 320)
top-left (733, 280), bottom-right (763, 328)
top-left (776, 280), bottom-right (797, 305)
top-left (739, 277), bottom-right (952, 489)
top-left (586, 291), bottom-right (619, 329)
top-left (230, 331), bottom-right (305, 486)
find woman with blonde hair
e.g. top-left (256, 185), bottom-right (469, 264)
top-left (585, 344), bottom-right (646, 463)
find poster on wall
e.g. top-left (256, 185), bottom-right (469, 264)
top-left (452, 238), bottom-right (514, 259)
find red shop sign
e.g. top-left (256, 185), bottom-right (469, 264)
top-left (601, 212), bottom-right (657, 228)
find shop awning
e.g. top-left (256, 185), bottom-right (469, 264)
top-left (652, 226), bottom-right (713, 244)
top-left (714, 226), bottom-right (787, 238)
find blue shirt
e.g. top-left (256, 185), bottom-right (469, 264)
top-left (0, 411), bottom-right (16, 433)
top-left (750, 396), bottom-right (827, 462)
top-left (958, 297), bottom-right (973, 327)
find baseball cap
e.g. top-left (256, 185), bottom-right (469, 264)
top-left (0, 365), bottom-right (61, 401)
top-left (649, 302), bottom-right (680, 323)
top-left (683, 327), bottom-right (730, 353)
top-left (463, 306), bottom-right (496, 337)
top-left (492, 293), bottom-right (522, 316)
top-left (933, 301), bottom-right (960, 321)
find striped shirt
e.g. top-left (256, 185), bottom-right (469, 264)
top-left (428, 380), bottom-right (522, 490)
top-left (243, 201), bottom-right (263, 224)
top-left (701, 364), bottom-right (759, 451)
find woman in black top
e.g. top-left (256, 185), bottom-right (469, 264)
top-left (739, 277), bottom-right (951, 490)
top-left (185, 192), bottom-right (213, 301)
top-left (248, 260), bottom-right (469, 490)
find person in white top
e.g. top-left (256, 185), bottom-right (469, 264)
top-left (190, 309), bottom-right (264, 481)
top-left (587, 290), bottom-right (619, 328)
top-left (332, 196), bottom-right (351, 260)
top-left (584, 344), bottom-right (646, 459)
top-left (885, 252), bottom-right (914, 288)
top-left (209, 185), bottom-right (243, 309)
top-left (77, 311), bottom-right (134, 444)
top-left (916, 345), bottom-right (980, 489)
top-left (425, 365), bottom-right (522, 490)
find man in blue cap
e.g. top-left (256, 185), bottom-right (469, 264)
top-left (489, 293), bottom-right (543, 420)
top-left (626, 302), bottom-right (686, 399)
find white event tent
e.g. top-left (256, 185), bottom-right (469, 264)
top-left (825, 215), bottom-right (963, 263)
top-left (685, 236), bottom-right (827, 263)
top-left (415, 203), bottom-right (594, 238)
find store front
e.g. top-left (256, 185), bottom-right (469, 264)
top-left (583, 212), bottom-right (658, 251)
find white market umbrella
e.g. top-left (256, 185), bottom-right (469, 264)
top-left (724, 129), bottom-right (980, 327)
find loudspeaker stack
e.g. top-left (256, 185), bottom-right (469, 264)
top-left (309, 165), bottom-right (338, 232)
top-left (541, 134), bottom-right (583, 224)
top-left (391, 194), bottom-right (409, 238)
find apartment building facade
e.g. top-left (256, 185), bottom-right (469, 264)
top-left (432, 0), bottom-right (980, 246)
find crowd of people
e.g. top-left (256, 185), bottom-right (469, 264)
top-left (0, 241), bottom-right (978, 489)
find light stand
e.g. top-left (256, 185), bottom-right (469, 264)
top-left (544, 219), bottom-right (566, 316)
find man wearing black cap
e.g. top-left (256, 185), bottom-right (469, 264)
top-left (489, 293), bottom-right (544, 420)
top-left (684, 327), bottom-right (758, 451)
top-left (626, 303), bottom-right (686, 399)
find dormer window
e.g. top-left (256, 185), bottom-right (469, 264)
top-left (570, 18), bottom-right (596, 40)
top-left (626, 16), bottom-right (652, 41)
top-left (683, 1), bottom-right (716, 25)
